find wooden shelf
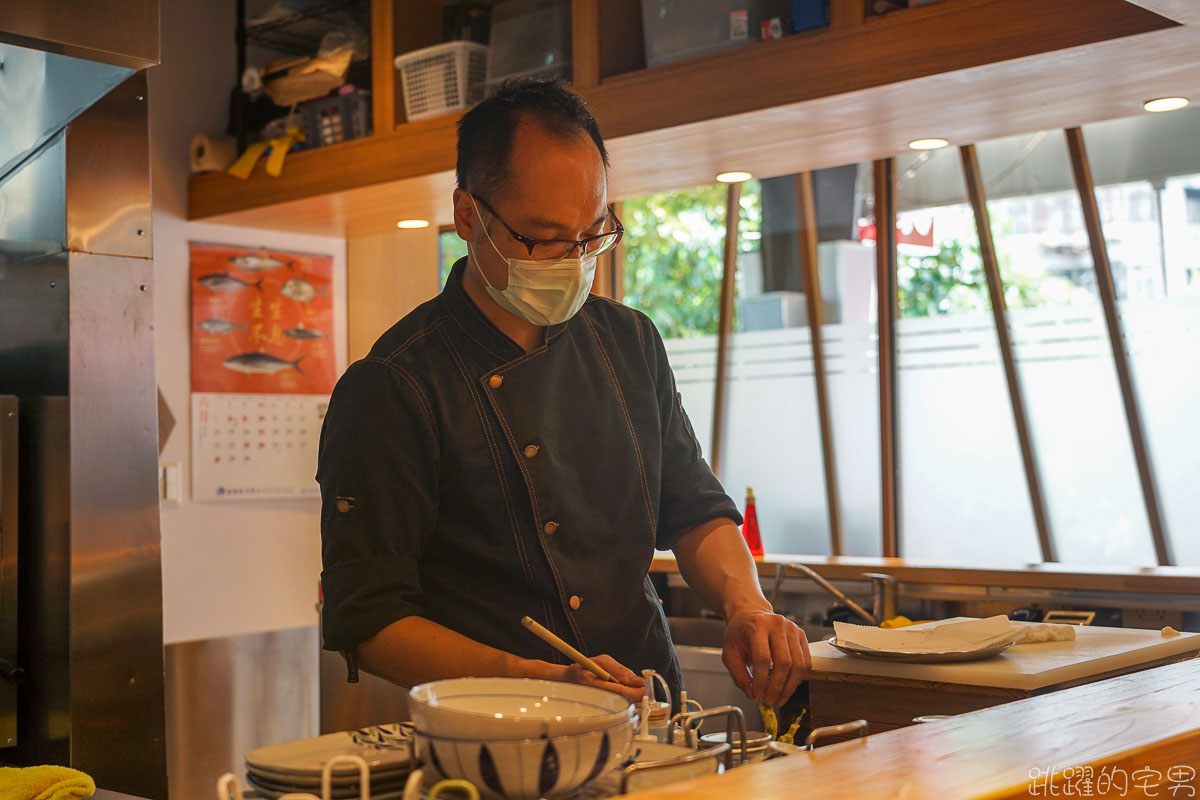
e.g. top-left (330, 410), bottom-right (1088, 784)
top-left (188, 0), bottom-right (1188, 237)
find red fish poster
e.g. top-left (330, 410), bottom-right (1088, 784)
top-left (190, 241), bottom-right (336, 394)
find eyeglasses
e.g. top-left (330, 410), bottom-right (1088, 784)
top-left (473, 194), bottom-right (624, 260)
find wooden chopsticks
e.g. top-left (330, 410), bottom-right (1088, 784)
top-left (521, 616), bottom-right (615, 682)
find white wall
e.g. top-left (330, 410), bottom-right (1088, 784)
top-left (149, 0), bottom-right (346, 645)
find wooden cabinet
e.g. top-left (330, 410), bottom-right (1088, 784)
top-left (187, 0), bottom-right (1188, 236)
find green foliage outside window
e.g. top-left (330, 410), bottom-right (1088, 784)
top-left (897, 235), bottom-right (1091, 318)
top-left (621, 183), bottom-right (761, 339)
top-left (439, 230), bottom-right (468, 289)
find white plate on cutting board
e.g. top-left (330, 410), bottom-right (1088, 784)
top-left (811, 617), bottom-right (1200, 691)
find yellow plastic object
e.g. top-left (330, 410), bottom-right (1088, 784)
top-left (880, 616), bottom-right (933, 628)
top-left (227, 126), bottom-right (306, 180)
top-left (757, 701), bottom-right (778, 739)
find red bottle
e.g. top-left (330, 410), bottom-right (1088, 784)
top-left (742, 487), bottom-right (764, 557)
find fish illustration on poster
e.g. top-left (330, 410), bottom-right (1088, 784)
top-left (190, 241), bottom-right (336, 395)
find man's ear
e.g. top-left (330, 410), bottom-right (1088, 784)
top-left (452, 188), bottom-right (475, 243)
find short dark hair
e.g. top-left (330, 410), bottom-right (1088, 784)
top-left (456, 78), bottom-right (609, 201)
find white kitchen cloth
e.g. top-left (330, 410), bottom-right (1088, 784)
top-left (1011, 621), bottom-right (1076, 643)
top-left (833, 615), bottom-right (1020, 653)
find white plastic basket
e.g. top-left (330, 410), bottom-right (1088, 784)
top-left (394, 41), bottom-right (489, 122)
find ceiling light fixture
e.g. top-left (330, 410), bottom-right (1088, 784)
top-left (908, 138), bottom-right (949, 151)
top-left (1143, 97), bottom-right (1189, 113)
top-left (716, 171), bottom-right (753, 183)
top-left (396, 219), bottom-right (431, 229)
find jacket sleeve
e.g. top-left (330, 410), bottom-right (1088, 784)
top-left (638, 313), bottom-right (743, 550)
top-left (316, 358), bottom-right (440, 652)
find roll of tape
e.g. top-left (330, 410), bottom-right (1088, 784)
top-left (189, 134), bottom-right (238, 173)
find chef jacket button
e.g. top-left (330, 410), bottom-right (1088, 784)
top-left (543, 521), bottom-right (559, 535)
top-left (524, 444), bottom-right (539, 458)
top-left (569, 595), bottom-right (582, 610)
top-left (488, 374), bottom-right (503, 389)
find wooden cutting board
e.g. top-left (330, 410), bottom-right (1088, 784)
top-left (809, 618), bottom-right (1200, 690)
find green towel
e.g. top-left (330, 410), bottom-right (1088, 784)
top-left (0, 765), bottom-right (96, 800)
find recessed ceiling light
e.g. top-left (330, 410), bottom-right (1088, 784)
top-left (396, 219), bottom-right (430, 229)
top-left (1144, 97), bottom-right (1189, 113)
top-left (908, 138), bottom-right (949, 151)
top-left (716, 171), bottom-right (753, 183)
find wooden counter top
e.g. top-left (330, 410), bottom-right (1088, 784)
top-left (623, 658), bottom-right (1200, 799)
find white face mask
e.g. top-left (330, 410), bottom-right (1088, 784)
top-left (470, 200), bottom-right (597, 327)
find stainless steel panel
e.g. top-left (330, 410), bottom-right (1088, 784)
top-left (166, 628), bottom-right (320, 800)
top-left (0, 0), bottom-right (158, 70)
top-left (65, 71), bottom-right (151, 259)
top-left (67, 251), bottom-right (165, 798)
top-left (0, 43), bottom-right (132, 182)
top-left (0, 395), bottom-right (17, 747)
top-left (0, 131), bottom-right (65, 265)
top-left (14, 396), bottom-right (71, 767)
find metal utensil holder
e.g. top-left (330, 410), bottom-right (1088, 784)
top-left (619, 742), bottom-right (732, 794)
top-left (667, 704), bottom-right (747, 767)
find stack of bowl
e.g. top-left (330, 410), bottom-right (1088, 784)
top-left (408, 677), bottom-right (636, 799)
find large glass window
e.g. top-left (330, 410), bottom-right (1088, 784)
top-left (720, 177), bottom-right (831, 555)
top-left (891, 146), bottom-right (1042, 564)
top-left (1083, 108), bottom-right (1200, 566)
top-left (621, 185), bottom-right (728, 456)
top-left (977, 130), bottom-right (1155, 566)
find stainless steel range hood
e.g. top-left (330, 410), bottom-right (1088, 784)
top-left (0, 2), bottom-right (163, 796)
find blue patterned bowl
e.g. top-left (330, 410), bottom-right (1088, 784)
top-left (413, 718), bottom-right (635, 799)
top-left (409, 677), bottom-right (634, 739)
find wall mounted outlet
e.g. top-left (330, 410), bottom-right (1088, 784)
top-left (160, 462), bottom-right (181, 504)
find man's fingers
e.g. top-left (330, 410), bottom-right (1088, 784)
top-left (592, 654), bottom-right (645, 689)
top-left (749, 628), bottom-right (773, 702)
top-left (721, 648), bottom-right (753, 697)
top-left (763, 626), bottom-right (794, 706)
top-left (566, 664), bottom-right (646, 703)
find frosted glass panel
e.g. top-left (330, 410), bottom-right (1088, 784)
top-left (824, 321), bottom-right (882, 556)
top-left (979, 129), bottom-right (1154, 565)
top-left (1123, 300), bottom-right (1200, 566)
top-left (718, 329), bottom-right (829, 555)
top-left (663, 335), bottom-right (717, 458)
top-left (896, 314), bottom-right (1040, 563)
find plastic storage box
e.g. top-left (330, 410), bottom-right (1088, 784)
top-left (299, 89), bottom-right (371, 147)
top-left (485, 0), bottom-right (571, 91)
top-left (394, 41), bottom-right (489, 122)
top-left (640, 0), bottom-right (791, 68)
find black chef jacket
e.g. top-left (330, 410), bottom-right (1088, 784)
top-left (317, 258), bottom-right (741, 696)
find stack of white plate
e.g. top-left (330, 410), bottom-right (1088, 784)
top-left (244, 724), bottom-right (413, 798)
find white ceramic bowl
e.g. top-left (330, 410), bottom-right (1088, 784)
top-left (408, 678), bottom-right (635, 739)
top-left (414, 718), bottom-right (635, 799)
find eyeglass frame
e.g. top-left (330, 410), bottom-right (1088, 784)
top-left (471, 193), bottom-right (624, 259)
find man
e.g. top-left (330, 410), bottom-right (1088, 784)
top-left (318, 79), bottom-right (809, 708)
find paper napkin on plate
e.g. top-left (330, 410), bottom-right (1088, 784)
top-left (833, 615), bottom-right (1020, 654)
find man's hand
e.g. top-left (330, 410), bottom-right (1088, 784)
top-left (558, 654), bottom-right (646, 703)
top-left (721, 609), bottom-right (810, 708)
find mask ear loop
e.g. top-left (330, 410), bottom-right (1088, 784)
top-left (468, 196), bottom-right (509, 292)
